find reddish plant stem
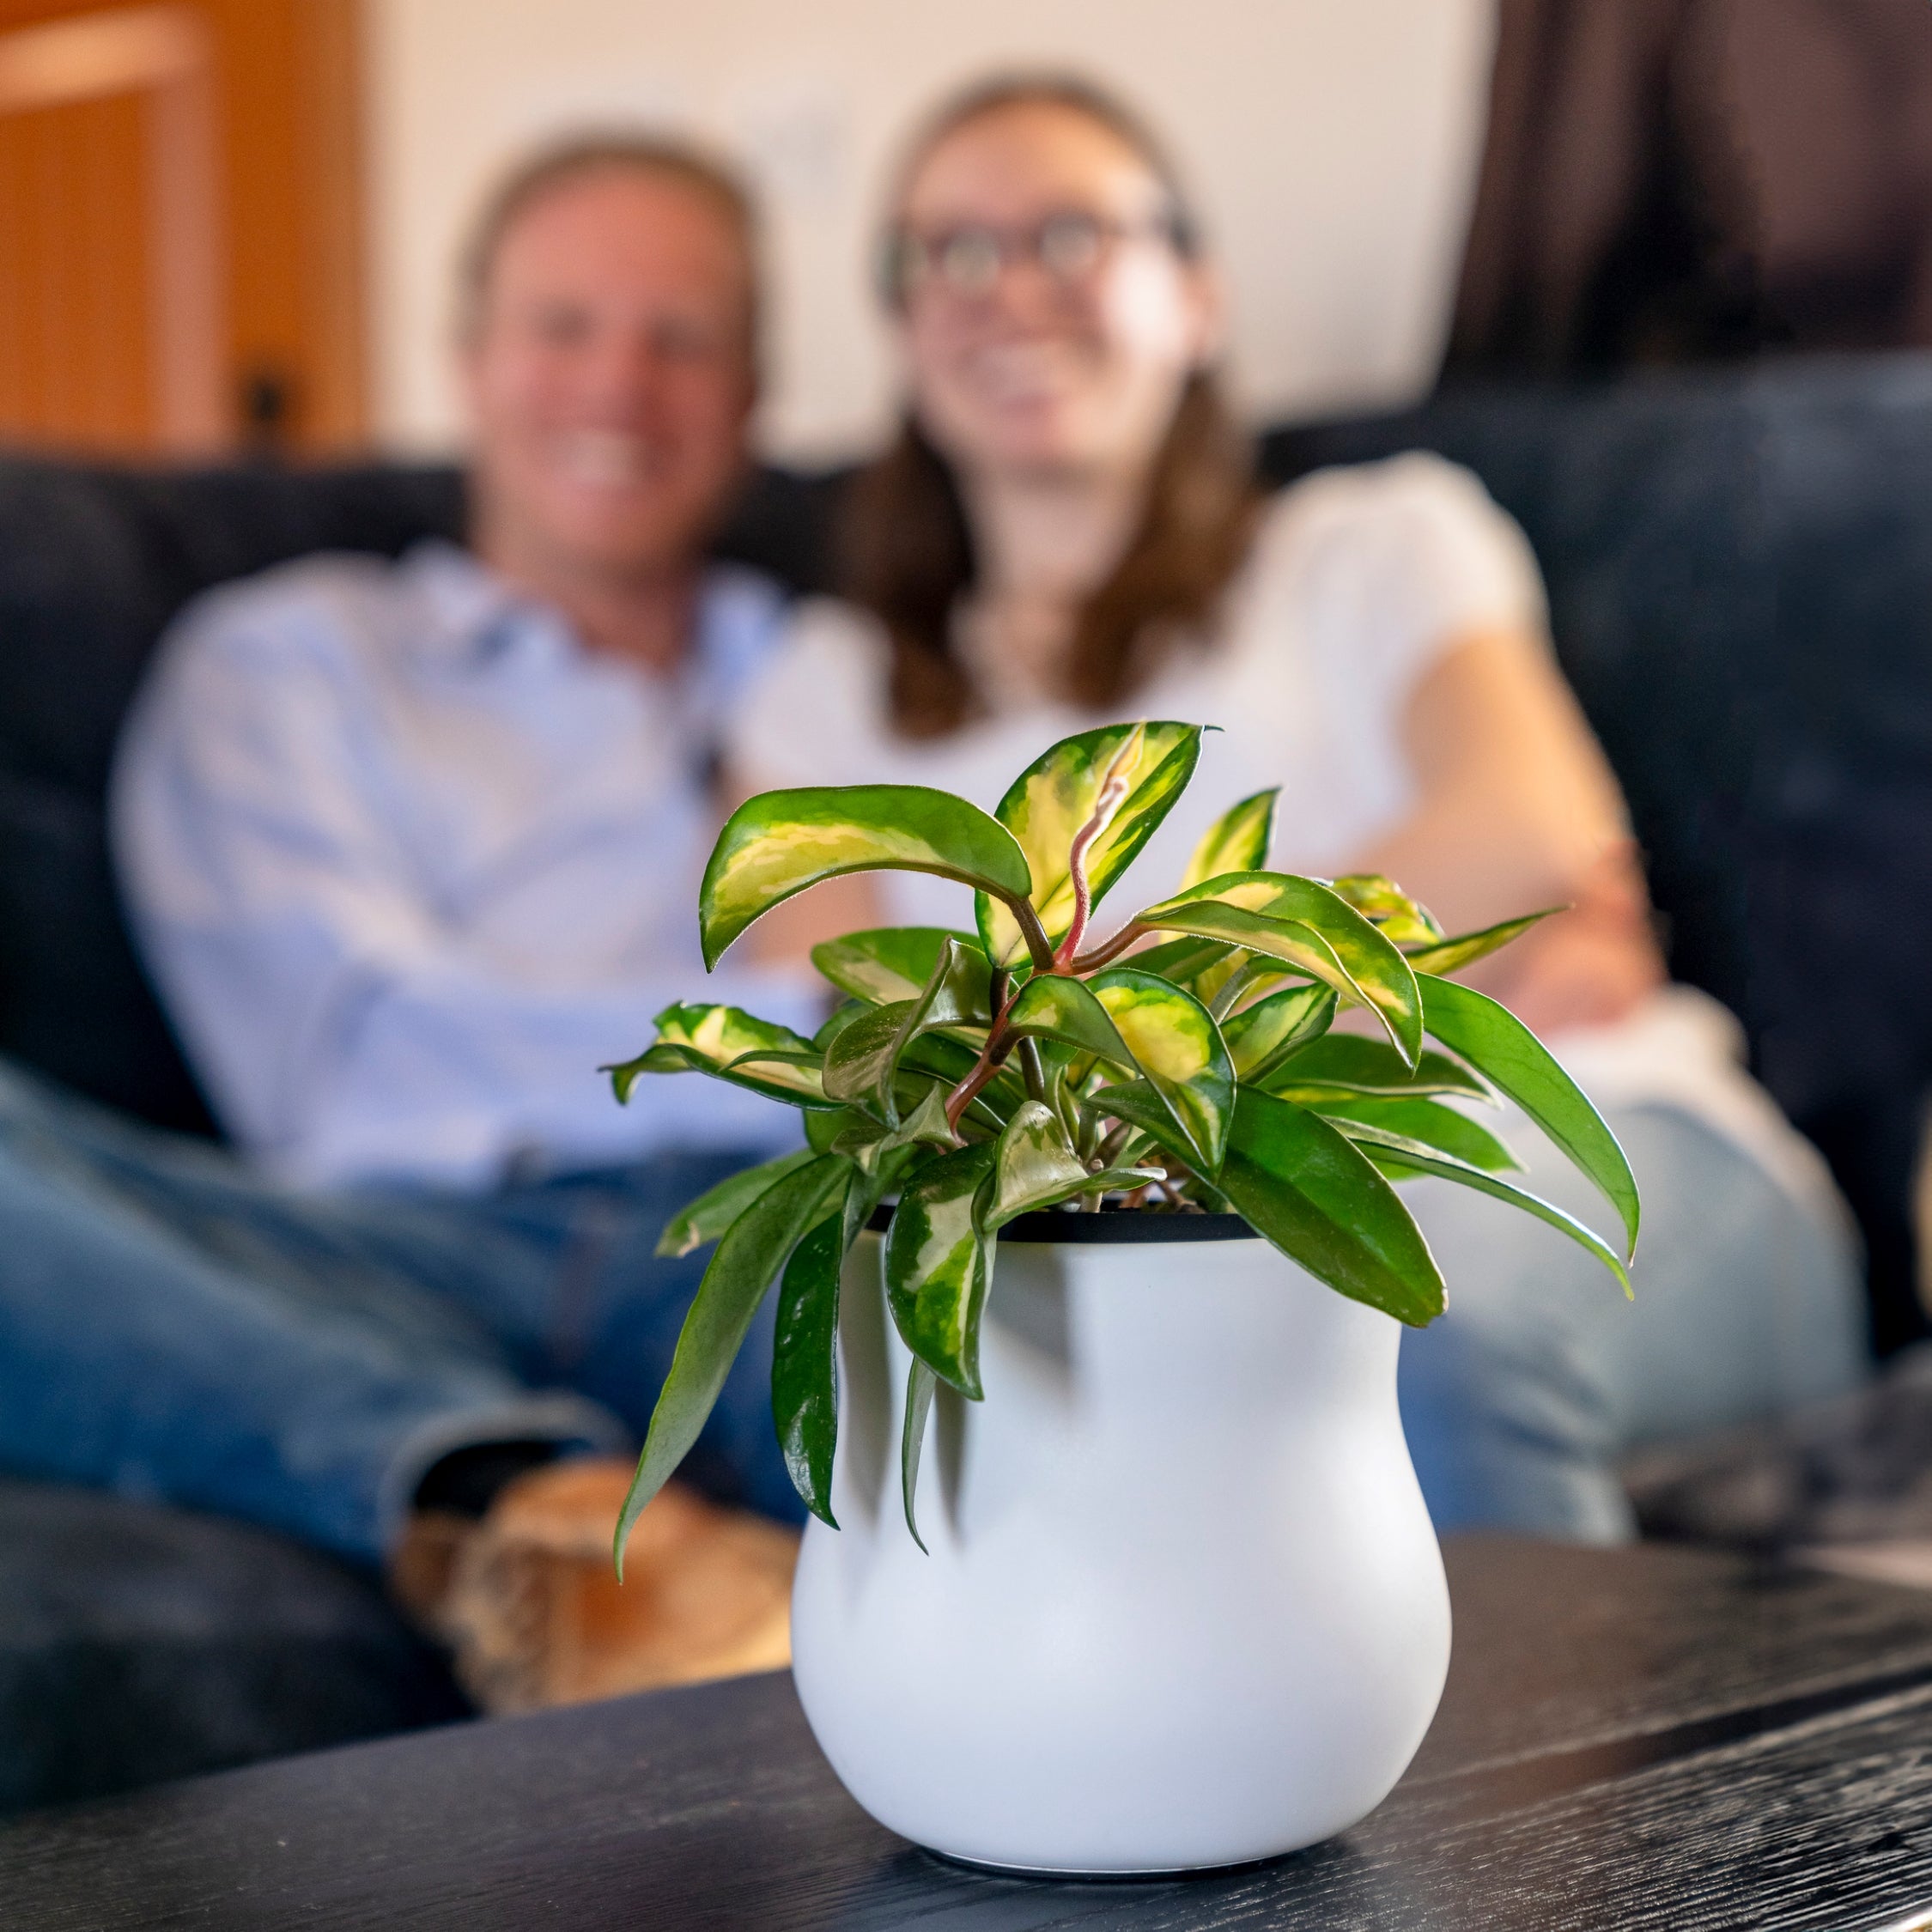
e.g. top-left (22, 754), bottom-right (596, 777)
top-left (1067, 922), bottom-right (1148, 974)
top-left (945, 963), bottom-right (1016, 1133)
top-left (1053, 738), bottom-right (1141, 969)
top-left (947, 735), bottom-right (1145, 1129)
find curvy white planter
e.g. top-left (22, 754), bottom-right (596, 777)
top-left (789, 1218), bottom-right (1452, 1875)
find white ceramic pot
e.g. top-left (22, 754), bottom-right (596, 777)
top-left (788, 1216), bottom-right (1452, 1875)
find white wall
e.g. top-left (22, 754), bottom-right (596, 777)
top-left (365, 0), bottom-right (1497, 461)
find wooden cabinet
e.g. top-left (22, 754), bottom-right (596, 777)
top-left (0, 0), bottom-right (365, 456)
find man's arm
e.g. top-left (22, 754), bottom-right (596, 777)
top-left (1361, 628), bottom-right (1666, 1035)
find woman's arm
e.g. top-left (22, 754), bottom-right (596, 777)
top-left (1361, 628), bottom-right (1665, 1035)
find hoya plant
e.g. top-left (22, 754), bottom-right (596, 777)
top-left (606, 721), bottom-right (1638, 1565)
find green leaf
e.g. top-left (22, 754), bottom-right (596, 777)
top-left (1402, 909), bottom-right (1561, 977)
top-left (772, 1203), bottom-right (850, 1527)
top-left (1419, 974), bottom-right (1641, 1260)
top-left (1339, 1121), bottom-right (1631, 1296)
top-left (901, 1357), bottom-right (938, 1554)
top-left (1136, 872), bottom-right (1424, 1067)
top-left (1002, 973), bottom-right (1134, 1066)
top-left (608, 1004), bottom-right (832, 1109)
top-left (1311, 1095), bottom-right (1521, 1174)
top-left (1221, 983), bottom-right (1338, 1083)
top-left (1120, 933), bottom-right (1235, 988)
top-left (719, 1049), bottom-right (835, 1106)
top-left (1327, 873), bottom-right (1444, 945)
top-left (977, 721), bottom-right (1204, 967)
top-left (1179, 788), bottom-right (1279, 892)
top-left (989, 1102), bottom-right (1091, 1222)
top-left (829, 1082), bottom-right (960, 1174)
top-left (805, 1103), bottom-right (870, 1155)
top-left (821, 937), bottom-right (987, 1123)
top-left (884, 1141), bottom-right (997, 1397)
top-left (654, 1148), bottom-right (821, 1258)
top-left (1079, 1078), bottom-right (1202, 1171)
top-left (1089, 968), bottom-right (1235, 1173)
top-left (614, 1154), bottom-right (850, 1577)
top-left (1218, 1089), bottom-right (1445, 1326)
top-left (811, 927), bottom-right (991, 1015)
top-left (981, 1101), bottom-right (1158, 1224)
top-left (1266, 1034), bottom-right (1494, 1103)
top-left (701, 786), bottom-right (1033, 969)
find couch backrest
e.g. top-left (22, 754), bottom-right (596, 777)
top-left (2, 360), bottom-right (1927, 1340)
top-left (0, 458), bottom-right (836, 1135)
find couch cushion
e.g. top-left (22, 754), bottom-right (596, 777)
top-left (0, 1479), bottom-right (467, 1813)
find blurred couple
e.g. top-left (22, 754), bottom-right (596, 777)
top-left (0, 76), bottom-right (1866, 1710)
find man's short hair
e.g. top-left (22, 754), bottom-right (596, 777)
top-left (455, 131), bottom-right (761, 349)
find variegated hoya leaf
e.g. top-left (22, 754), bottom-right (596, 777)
top-left (811, 927), bottom-right (992, 1014)
top-left (884, 1141), bottom-right (997, 1397)
top-left (1001, 972), bottom-right (1134, 1067)
top-left (608, 1005), bottom-right (832, 1109)
top-left (1179, 788), bottom-right (1279, 892)
top-left (1088, 968), bottom-right (1235, 1174)
top-left (654, 1147), bottom-right (821, 1258)
top-left (1265, 1033), bottom-right (1493, 1103)
top-left (1135, 872), bottom-right (1424, 1068)
top-left (1340, 1120), bottom-right (1631, 1295)
top-left (773, 1208), bottom-right (848, 1525)
top-left (1327, 873), bottom-right (1444, 945)
top-left (701, 785), bottom-right (1033, 969)
top-left (1219, 982), bottom-right (1338, 1084)
top-left (1218, 1089), bottom-right (1445, 1326)
top-left (822, 937), bottom-right (987, 1123)
top-left (615, 1154), bottom-right (850, 1576)
top-left (1419, 974), bottom-right (1640, 1259)
top-left (1401, 908), bottom-right (1561, 977)
top-left (976, 722), bottom-right (1203, 967)
top-left (1310, 1093), bottom-right (1520, 1174)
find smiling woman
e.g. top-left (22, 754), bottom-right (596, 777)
top-left (725, 70), bottom-right (1872, 1548)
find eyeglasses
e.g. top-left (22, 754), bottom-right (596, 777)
top-left (882, 210), bottom-right (1188, 306)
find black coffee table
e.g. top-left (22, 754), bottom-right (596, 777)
top-left (7, 1536), bottom-right (1932, 1930)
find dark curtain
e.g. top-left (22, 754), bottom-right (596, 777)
top-left (1445, 0), bottom-right (1932, 378)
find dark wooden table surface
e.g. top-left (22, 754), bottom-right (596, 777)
top-left (8, 1536), bottom-right (1932, 1930)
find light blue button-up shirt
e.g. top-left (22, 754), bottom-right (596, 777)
top-left (112, 542), bottom-right (814, 1191)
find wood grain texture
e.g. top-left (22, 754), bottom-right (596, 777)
top-left (6, 1537), bottom-right (1932, 1930)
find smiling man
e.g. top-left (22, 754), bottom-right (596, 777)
top-left (0, 139), bottom-right (818, 1711)
top-left (122, 140), bottom-right (800, 1190)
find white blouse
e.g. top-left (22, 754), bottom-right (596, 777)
top-left (732, 453), bottom-right (1546, 924)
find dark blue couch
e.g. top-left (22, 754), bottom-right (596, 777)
top-left (2, 356), bottom-right (1927, 1810)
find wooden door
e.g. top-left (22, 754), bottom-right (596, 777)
top-left (0, 0), bottom-right (365, 457)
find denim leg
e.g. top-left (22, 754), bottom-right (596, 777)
top-left (361, 1156), bottom-right (809, 1527)
top-left (1396, 1103), bottom-right (1869, 1543)
top-left (0, 1064), bottom-right (622, 1565)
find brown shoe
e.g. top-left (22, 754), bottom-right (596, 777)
top-left (406, 1458), bottom-right (799, 1714)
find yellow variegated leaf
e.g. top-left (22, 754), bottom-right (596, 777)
top-left (702, 786), bottom-right (1032, 969)
top-left (976, 721), bottom-right (1203, 967)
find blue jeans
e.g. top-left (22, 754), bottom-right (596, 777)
top-left (1397, 1103), bottom-right (1872, 1540)
top-left (0, 1060), bottom-right (799, 1566)
top-left (0, 1062), bottom-right (1873, 1565)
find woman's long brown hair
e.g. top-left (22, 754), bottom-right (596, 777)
top-left (843, 76), bottom-right (1261, 740)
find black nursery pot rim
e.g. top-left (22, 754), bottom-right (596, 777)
top-left (864, 1204), bottom-right (1258, 1244)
